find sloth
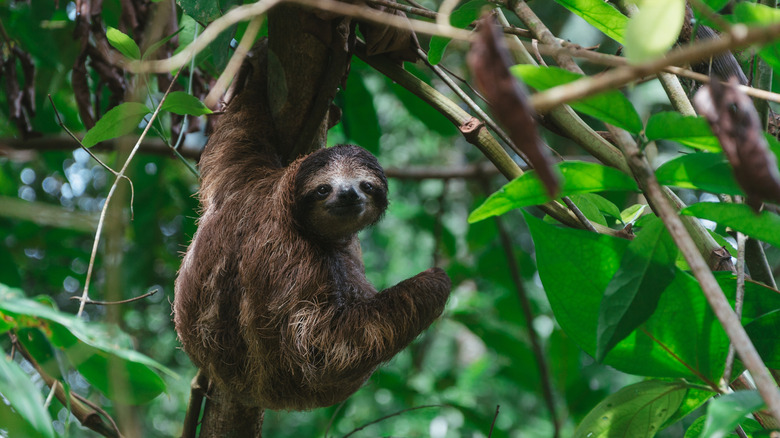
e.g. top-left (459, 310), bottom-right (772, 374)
top-left (173, 57), bottom-right (452, 411)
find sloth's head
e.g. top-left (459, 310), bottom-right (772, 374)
top-left (293, 145), bottom-right (388, 242)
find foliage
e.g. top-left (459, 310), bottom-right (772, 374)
top-left (1, 0), bottom-right (780, 437)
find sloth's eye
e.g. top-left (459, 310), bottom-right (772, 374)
top-left (315, 184), bottom-right (332, 197)
top-left (360, 182), bottom-right (374, 193)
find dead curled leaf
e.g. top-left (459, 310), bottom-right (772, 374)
top-left (693, 77), bottom-right (780, 211)
top-left (360, 3), bottom-right (419, 62)
top-left (466, 15), bottom-right (559, 199)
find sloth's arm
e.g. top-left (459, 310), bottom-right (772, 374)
top-left (332, 268), bottom-right (451, 364)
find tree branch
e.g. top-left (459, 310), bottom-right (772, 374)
top-left (610, 126), bottom-right (780, 423)
top-left (530, 21), bottom-right (780, 113)
top-left (0, 136), bottom-right (203, 159)
top-left (12, 335), bottom-right (120, 437)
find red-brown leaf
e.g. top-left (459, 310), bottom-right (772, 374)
top-left (466, 15), bottom-right (559, 198)
top-left (693, 78), bottom-right (780, 210)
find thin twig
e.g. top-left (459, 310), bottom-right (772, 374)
top-left (342, 405), bottom-right (442, 438)
top-left (73, 392), bottom-right (121, 436)
top-left (491, 207), bottom-right (561, 436)
top-left (76, 69), bottom-right (183, 317)
top-left (69, 289), bottom-right (157, 306)
top-left (723, 229), bottom-right (747, 383)
top-left (370, 0), bottom-right (535, 39)
top-left (562, 196), bottom-right (597, 232)
top-left (366, 0), bottom-right (437, 19)
top-left (323, 401), bottom-right (346, 438)
top-left (43, 381), bottom-right (58, 409)
top-left (47, 94), bottom-right (136, 217)
top-left (487, 405), bottom-right (500, 438)
top-left (145, 119), bottom-right (200, 177)
top-left (173, 24), bottom-right (201, 151)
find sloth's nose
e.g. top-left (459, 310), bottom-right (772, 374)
top-left (337, 187), bottom-right (359, 202)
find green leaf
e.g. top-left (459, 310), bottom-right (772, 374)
top-left (552, 0), bottom-right (628, 43)
top-left (624, 0), bottom-right (685, 63)
top-left (714, 272), bottom-right (780, 324)
top-left (655, 153), bottom-right (743, 195)
top-left (621, 204), bottom-right (647, 224)
top-left (82, 102), bottom-right (151, 148)
top-left (160, 91), bottom-right (213, 116)
top-left (578, 193), bottom-right (623, 220)
top-left (209, 25), bottom-right (236, 74)
top-left (745, 310), bottom-right (780, 369)
top-left (702, 0), bottom-right (729, 12)
top-left (685, 416), bottom-right (705, 438)
top-left (681, 203), bottom-right (780, 249)
top-left (596, 217), bottom-right (678, 362)
top-left (567, 194), bottom-right (607, 226)
top-left (0, 285), bottom-right (176, 405)
top-left (645, 112), bottom-right (721, 152)
top-left (106, 26), bottom-right (141, 60)
top-left (662, 386), bottom-right (716, 429)
top-left (526, 213), bottom-right (729, 381)
top-left (733, 4), bottom-right (780, 73)
top-left (0, 312), bottom-right (14, 334)
top-left (700, 390), bottom-right (765, 438)
top-left (0, 354), bottom-right (56, 438)
top-left (512, 65), bottom-right (642, 133)
top-left (469, 161), bottom-right (638, 223)
top-left (341, 72), bottom-right (380, 153)
top-left (177, 0), bottom-right (221, 22)
top-left (67, 348), bottom-right (167, 405)
top-left (574, 380), bottom-right (687, 438)
top-left (427, 0), bottom-right (491, 65)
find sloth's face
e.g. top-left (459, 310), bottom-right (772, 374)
top-left (294, 145), bottom-right (388, 242)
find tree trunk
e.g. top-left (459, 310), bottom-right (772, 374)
top-left (199, 385), bottom-right (264, 438)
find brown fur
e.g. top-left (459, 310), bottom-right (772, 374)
top-left (173, 55), bottom-right (451, 410)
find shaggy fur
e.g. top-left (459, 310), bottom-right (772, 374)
top-left (173, 59), bottom-right (451, 410)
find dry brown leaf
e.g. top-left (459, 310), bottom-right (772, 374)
top-left (360, 3), bottom-right (418, 62)
top-left (693, 77), bottom-right (780, 211)
top-left (466, 15), bottom-right (559, 198)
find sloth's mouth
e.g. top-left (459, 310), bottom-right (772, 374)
top-left (328, 202), bottom-right (365, 217)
